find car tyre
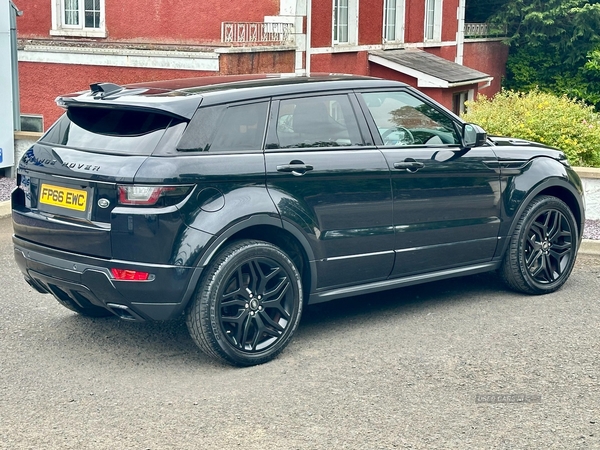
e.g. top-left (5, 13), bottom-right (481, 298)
top-left (186, 239), bottom-right (303, 366)
top-left (501, 195), bottom-right (578, 294)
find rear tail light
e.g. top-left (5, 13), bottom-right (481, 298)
top-left (110, 268), bottom-right (153, 281)
top-left (117, 185), bottom-right (192, 206)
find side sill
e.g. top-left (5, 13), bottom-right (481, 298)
top-left (308, 261), bottom-right (501, 304)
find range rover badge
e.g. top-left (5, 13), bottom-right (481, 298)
top-left (98, 198), bottom-right (110, 209)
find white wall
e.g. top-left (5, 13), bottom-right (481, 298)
top-left (582, 178), bottom-right (600, 221)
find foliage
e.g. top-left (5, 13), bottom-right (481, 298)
top-left (465, 0), bottom-right (508, 23)
top-left (494, 0), bottom-right (600, 57)
top-left (463, 89), bottom-right (600, 166)
top-left (491, 0), bottom-right (600, 109)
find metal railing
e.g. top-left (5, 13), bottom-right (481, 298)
top-left (465, 23), bottom-right (507, 38)
top-left (221, 22), bottom-right (294, 44)
top-left (465, 23), bottom-right (490, 37)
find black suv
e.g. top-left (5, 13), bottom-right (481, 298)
top-left (12, 74), bottom-right (584, 366)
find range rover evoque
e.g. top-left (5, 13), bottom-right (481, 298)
top-left (12, 74), bottom-right (584, 366)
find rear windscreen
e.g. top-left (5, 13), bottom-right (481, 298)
top-left (41, 106), bottom-right (185, 155)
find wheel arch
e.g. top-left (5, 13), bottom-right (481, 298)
top-left (496, 177), bottom-right (584, 259)
top-left (196, 216), bottom-right (316, 303)
top-left (536, 184), bottom-right (584, 236)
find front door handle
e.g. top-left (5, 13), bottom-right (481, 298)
top-left (393, 159), bottom-right (424, 172)
top-left (276, 161), bottom-right (314, 176)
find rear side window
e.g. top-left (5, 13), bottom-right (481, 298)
top-left (274, 94), bottom-right (363, 148)
top-left (177, 102), bottom-right (269, 152)
top-left (41, 106), bottom-right (184, 155)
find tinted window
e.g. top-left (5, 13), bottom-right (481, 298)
top-left (178, 102), bottom-right (268, 152)
top-left (41, 107), bottom-right (182, 155)
top-left (361, 91), bottom-right (460, 146)
top-left (275, 95), bottom-right (363, 148)
top-left (67, 106), bottom-right (174, 136)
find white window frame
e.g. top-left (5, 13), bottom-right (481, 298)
top-left (51, 0), bottom-right (106, 38)
top-left (332, 0), bottom-right (358, 46)
top-left (424, 0), bottom-right (443, 42)
top-left (452, 89), bottom-right (475, 116)
top-left (383, 0), bottom-right (405, 43)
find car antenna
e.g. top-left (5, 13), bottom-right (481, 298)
top-left (90, 82), bottom-right (124, 98)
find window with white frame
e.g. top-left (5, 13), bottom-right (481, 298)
top-left (51, 0), bottom-right (106, 37)
top-left (333, 0), bottom-right (358, 45)
top-left (383, 0), bottom-right (405, 43)
top-left (424, 0), bottom-right (443, 42)
top-left (452, 90), bottom-right (474, 116)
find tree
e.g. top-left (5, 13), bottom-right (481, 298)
top-left (465, 0), bottom-right (508, 23)
top-left (463, 89), bottom-right (600, 166)
top-left (490, 1), bottom-right (600, 108)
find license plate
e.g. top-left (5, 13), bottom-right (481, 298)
top-left (39, 183), bottom-right (88, 212)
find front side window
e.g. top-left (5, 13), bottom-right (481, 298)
top-left (51, 0), bottom-right (106, 37)
top-left (424, 0), bottom-right (443, 42)
top-left (274, 95), bottom-right (363, 149)
top-left (360, 91), bottom-right (460, 146)
top-left (383, 0), bottom-right (405, 43)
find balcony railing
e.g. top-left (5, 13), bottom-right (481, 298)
top-left (221, 22), bottom-right (294, 44)
top-left (465, 22), bottom-right (507, 38)
top-left (465, 23), bottom-right (491, 37)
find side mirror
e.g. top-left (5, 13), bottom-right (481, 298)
top-left (462, 123), bottom-right (487, 148)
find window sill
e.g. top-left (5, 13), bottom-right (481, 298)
top-left (331, 44), bottom-right (360, 53)
top-left (422, 40), bottom-right (443, 47)
top-left (381, 42), bottom-right (406, 50)
top-left (50, 28), bottom-right (107, 38)
top-left (15, 130), bottom-right (44, 141)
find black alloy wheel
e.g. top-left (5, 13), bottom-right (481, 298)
top-left (501, 195), bottom-right (578, 294)
top-left (186, 240), bottom-right (303, 366)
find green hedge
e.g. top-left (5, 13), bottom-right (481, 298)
top-left (463, 89), bottom-right (600, 167)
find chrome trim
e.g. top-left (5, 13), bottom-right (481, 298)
top-left (394, 236), bottom-right (498, 254)
top-left (51, 174), bottom-right (116, 185)
top-left (15, 209), bottom-right (110, 231)
top-left (324, 250), bottom-right (394, 262)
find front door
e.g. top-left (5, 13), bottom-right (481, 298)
top-left (357, 89), bottom-right (501, 277)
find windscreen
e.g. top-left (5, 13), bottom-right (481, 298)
top-left (41, 106), bottom-right (185, 155)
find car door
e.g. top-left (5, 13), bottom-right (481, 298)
top-left (356, 89), bottom-right (501, 277)
top-left (264, 93), bottom-right (395, 290)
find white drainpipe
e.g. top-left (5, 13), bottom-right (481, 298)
top-left (277, 0), bottom-right (307, 74)
top-left (305, 0), bottom-right (311, 74)
top-left (456, 0), bottom-right (466, 65)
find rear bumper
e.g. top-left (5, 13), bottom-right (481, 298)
top-left (13, 236), bottom-right (203, 321)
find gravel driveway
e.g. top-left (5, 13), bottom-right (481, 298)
top-left (0, 177), bottom-right (14, 202)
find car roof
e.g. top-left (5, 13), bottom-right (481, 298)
top-left (125, 73), bottom-right (407, 94)
top-left (56, 73), bottom-right (410, 119)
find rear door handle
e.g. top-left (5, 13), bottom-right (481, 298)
top-left (393, 159), bottom-right (424, 171)
top-left (276, 161), bottom-right (314, 176)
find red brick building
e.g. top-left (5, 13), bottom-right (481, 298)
top-left (16, 0), bottom-right (507, 129)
